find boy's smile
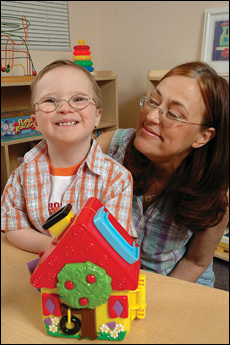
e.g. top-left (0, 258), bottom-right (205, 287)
top-left (55, 117), bottom-right (80, 127)
top-left (56, 121), bottom-right (78, 126)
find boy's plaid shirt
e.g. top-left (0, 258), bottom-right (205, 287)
top-left (1, 138), bottom-right (137, 238)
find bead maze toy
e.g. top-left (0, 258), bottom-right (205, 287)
top-left (73, 39), bottom-right (94, 72)
top-left (29, 197), bottom-right (146, 340)
top-left (1, 15), bottom-right (36, 76)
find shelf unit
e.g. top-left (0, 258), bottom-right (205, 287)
top-left (147, 70), bottom-right (229, 95)
top-left (147, 70), bottom-right (229, 262)
top-left (1, 71), bottom-right (118, 193)
top-left (147, 70), bottom-right (169, 95)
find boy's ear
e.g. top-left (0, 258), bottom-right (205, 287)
top-left (95, 108), bottom-right (102, 127)
top-left (30, 114), bottom-right (40, 132)
top-left (192, 127), bottom-right (216, 149)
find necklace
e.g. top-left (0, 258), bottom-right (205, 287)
top-left (144, 194), bottom-right (155, 202)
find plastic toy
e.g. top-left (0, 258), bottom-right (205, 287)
top-left (73, 39), bottom-right (94, 72)
top-left (29, 197), bottom-right (146, 340)
top-left (1, 111), bottom-right (39, 140)
top-left (1, 15), bottom-right (36, 76)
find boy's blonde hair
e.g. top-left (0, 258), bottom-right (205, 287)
top-left (30, 59), bottom-right (102, 112)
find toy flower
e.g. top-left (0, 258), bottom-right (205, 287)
top-left (110, 330), bottom-right (119, 339)
top-left (100, 324), bottom-right (110, 333)
top-left (49, 324), bottom-right (58, 333)
top-left (52, 317), bottom-right (59, 326)
top-left (115, 323), bottom-right (125, 333)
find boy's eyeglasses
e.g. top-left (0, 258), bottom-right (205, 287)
top-left (140, 96), bottom-right (209, 128)
top-left (34, 94), bottom-right (97, 113)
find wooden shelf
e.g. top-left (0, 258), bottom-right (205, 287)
top-left (1, 71), bottom-right (118, 193)
top-left (214, 250), bottom-right (229, 262)
top-left (97, 120), bottom-right (117, 130)
top-left (147, 69), bottom-right (229, 95)
top-left (1, 134), bottom-right (44, 147)
top-left (147, 70), bottom-right (169, 95)
top-left (1, 75), bottom-right (35, 85)
top-left (92, 70), bottom-right (117, 80)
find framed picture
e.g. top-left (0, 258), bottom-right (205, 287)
top-left (201, 7), bottom-right (229, 76)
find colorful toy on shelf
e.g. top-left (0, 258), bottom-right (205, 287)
top-left (1, 15), bottom-right (36, 76)
top-left (29, 197), bottom-right (146, 340)
top-left (1, 110), bottom-right (39, 141)
top-left (73, 39), bottom-right (94, 72)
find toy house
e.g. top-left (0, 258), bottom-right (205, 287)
top-left (30, 197), bottom-right (146, 340)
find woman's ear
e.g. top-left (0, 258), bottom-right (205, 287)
top-left (30, 114), bottom-right (40, 132)
top-left (192, 127), bottom-right (216, 148)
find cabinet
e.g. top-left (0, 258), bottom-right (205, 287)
top-left (147, 70), bottom-right (168, 95)
top-left (1, 71), bottom-right (118, 193)
top-left (147, 69), bottom-right (229, 96)
top-left (147, 69), bottom-right (229, 95)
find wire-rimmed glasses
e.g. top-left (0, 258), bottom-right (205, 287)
top-left (34, 94), bottom-right (97, 113)
top-left (140, 96), bottom-right (209, 127)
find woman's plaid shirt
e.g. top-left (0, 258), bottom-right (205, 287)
top-left (1, 138), bottom-right (137, 238)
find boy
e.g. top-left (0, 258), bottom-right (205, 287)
top-left (1, 60), bottom-right (136, 253)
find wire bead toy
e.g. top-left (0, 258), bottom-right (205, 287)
top-left (1, 15), bottom-right (37, 75)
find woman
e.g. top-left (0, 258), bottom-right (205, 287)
top-left (97, 61), bottom-right (229, 287)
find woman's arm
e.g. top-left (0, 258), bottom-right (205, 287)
top-left (96, 130), bottom-right (115, 154)
top-left (6, 228), bottom-right (53, 253)
top-left (169, 205), bottom-right (229, 282)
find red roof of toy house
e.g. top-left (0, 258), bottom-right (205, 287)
top-left (30, 197), bottom-right (140, 291)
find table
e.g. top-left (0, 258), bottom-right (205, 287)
top-left (1, 233), bottom-right (229, 344)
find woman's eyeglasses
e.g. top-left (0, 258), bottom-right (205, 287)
top-left (140, 96), bottom-right (209, 128)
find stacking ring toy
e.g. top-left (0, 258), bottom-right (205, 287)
top-left (73, 40), bottom-right (94, 72)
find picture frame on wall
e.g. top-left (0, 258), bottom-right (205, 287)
top-left (201, 7), bottom-right (229, 76)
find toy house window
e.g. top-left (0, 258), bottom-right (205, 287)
top-left (108, 296), bottom-right (128, 318)
top-left (42, 293), bottom-right (62, 317)
top-left (1, 1), bottom-right (70, 51)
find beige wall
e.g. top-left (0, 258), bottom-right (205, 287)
top-left (6, 1), bottom-right (229, 128)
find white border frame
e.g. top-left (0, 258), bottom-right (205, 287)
top-left (201, 7), bottom-right (229, 76)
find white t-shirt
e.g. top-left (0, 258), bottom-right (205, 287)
top-left (48, 162), bottom-right (82, 215)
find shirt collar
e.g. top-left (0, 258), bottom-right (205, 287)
top-left (84, 138), bottom-right (107, 177)
top-left (24, 138), bottom-right (106, 178)
top-left (24, 139), bottom-right (48, 163)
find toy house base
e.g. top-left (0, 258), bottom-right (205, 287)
top-left (44, 315), bottom-right (127, 340)
top-left (45, 324), bottom-right (127, 341)
top-left (40, 275), bottom-right (145, 341)
top-left (30, 198), bottom-right (146, 341)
